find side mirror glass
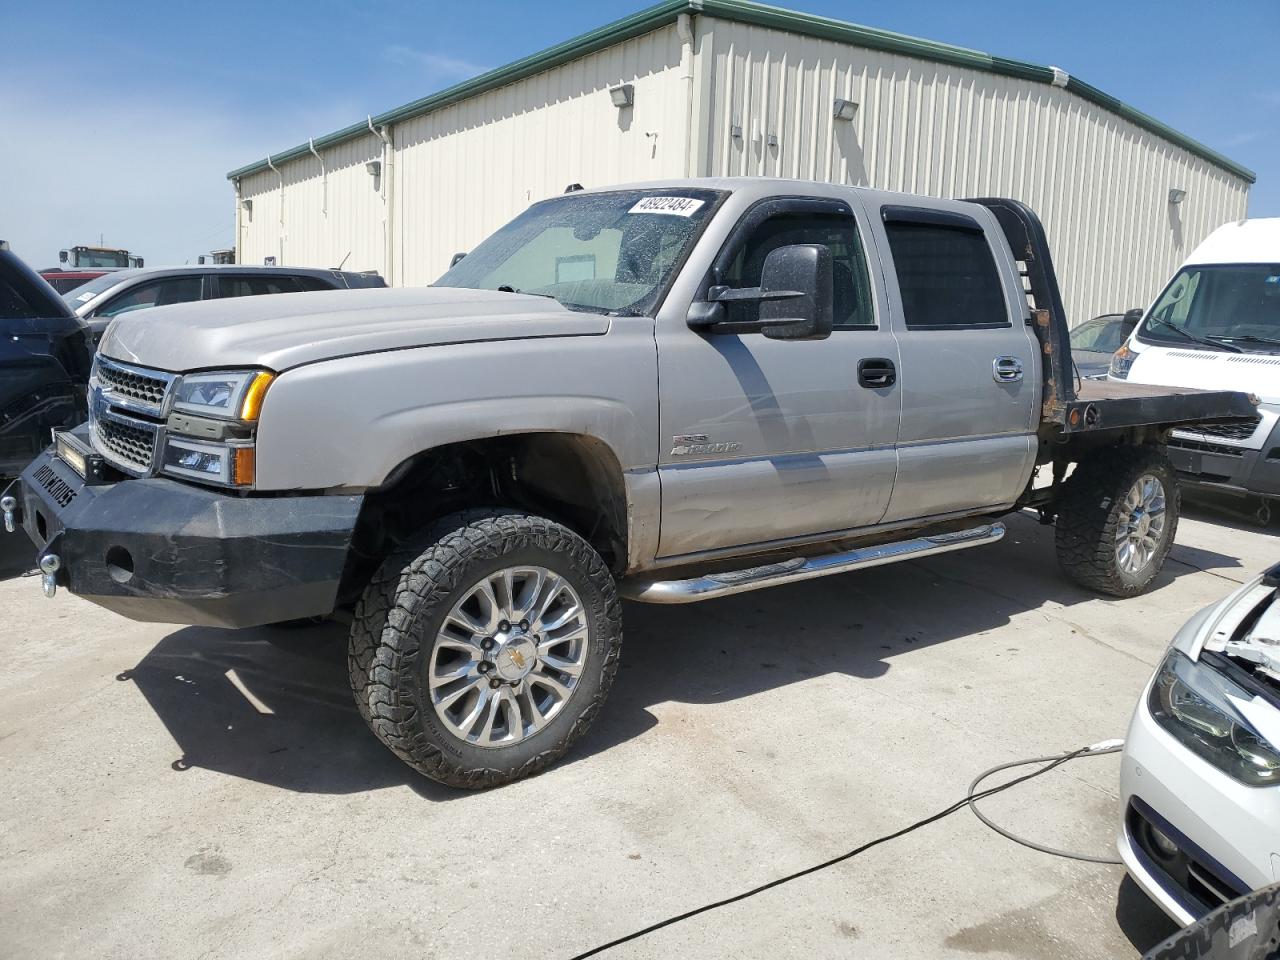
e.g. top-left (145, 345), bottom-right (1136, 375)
top-left (759, 244), bottom-right (834, 341)
top-left (59, 250), bottom-right (68, 264)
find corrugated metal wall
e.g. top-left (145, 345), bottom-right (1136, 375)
top-left (237, 133), bottom-right (386, 274)
top-left (392, 24), bottom-right (690, 285)
top-left (233, 14), bottom-right (1249, 323)
top-left (692, 16), bottom-right (1251, 323)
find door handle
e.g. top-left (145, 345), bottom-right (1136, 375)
top-left (992, 356), bottom-right (1023, 383)
top-left (858, 358), bottom-right (897, 389)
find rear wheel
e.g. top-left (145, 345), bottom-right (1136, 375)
top-left (348, 509), bottom-right (622, 788)
top-left (1055, 447), bottom-right (1180, 597)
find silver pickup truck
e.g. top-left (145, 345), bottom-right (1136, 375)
top-left (3, 178), bottom-right (1255, 788)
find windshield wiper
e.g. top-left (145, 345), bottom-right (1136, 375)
top-left (1148, 316), bottom-right (1243, 353)
top-left (1208, 334), bottom-right (1280, 350)
top-left (495, 284), bottom-right (555, 299)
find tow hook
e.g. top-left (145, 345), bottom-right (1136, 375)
top-left (1, 494), bottom-right (16, 534)
top-left (39, 554), bottom-right (61, 599)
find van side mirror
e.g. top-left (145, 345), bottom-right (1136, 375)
top-left (758, 244), bottom-right (834, 341)
top-left (686, 243), bottom-right (834, 341)
top-left (59, 250), bottom-right (68, 264)
top-left (1122, 307), bottom-right (1143, 330)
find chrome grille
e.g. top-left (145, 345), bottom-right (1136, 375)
top-left (95, 358), bottom-right (171, 411)
top-left (94, 415), bottom-right (158, 473)
top-left (88, 358), bottom-right (175, 476)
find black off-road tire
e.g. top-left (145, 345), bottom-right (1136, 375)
top-left (1055, 446), bottom-right (1180, 597)
top-left (348, 509), bottom-right (622, 789)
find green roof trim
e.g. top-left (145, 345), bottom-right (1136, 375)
top-left (227, 0), bottom-right (1255, 185)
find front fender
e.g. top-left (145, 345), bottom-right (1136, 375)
top-left (254, 325), bottom-right (657, 491)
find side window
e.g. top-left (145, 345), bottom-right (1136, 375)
top-left (293, 275), bottom-right (334, 292)
top-left (217, 276), bottom-right (302, 298)
top-left (98, 277), bottom-right (202, 318)
top-left (722, 213), bottom-right (874, 328)
top-left (883, 220), bottom-right (1009, 329)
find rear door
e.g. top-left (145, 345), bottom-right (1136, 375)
top-left (868, 202), bottom-right (1039, 522)
top-left (655, 195), bottom-right (901, 557)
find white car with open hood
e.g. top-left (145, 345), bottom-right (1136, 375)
top-left (1110, 218), bottom-right (1280, 515)
top-left (1118, 564), bottom-right (1280, 925)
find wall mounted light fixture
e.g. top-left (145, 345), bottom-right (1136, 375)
top-left (240, 198), bottom-right (253, 214)
top-left (609, 84), bottom-right (634, 108)
top-left (366, 160), bottom-right (382, 178)
top-left (833, 98), bottom-right (858, 121)
top-left (1168, 188), bottom-right (1187, 205)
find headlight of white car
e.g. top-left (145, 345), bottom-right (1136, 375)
top-left (1149, 650), bottom-right (1280, 786)
top-left (1108, 343), bottom-right (1135, 379)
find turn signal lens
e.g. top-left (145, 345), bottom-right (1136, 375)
top-left (232, 447), bottom-right (256, 487)
top-left (239, 372), bottom-right (275, 421)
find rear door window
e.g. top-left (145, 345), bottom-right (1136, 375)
top-left (216, 276), bottom-right (303, 298)
top-left (293, 275), bottom-right (336, 292)
top-left (883, 219), bottom-right (1009, 329)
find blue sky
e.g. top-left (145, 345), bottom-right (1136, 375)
top-left (2, 0), bottom-right (1275, 266)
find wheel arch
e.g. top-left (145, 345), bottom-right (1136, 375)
top-left (340, 430), bottom-right (633, 603)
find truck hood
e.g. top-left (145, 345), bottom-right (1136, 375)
top-left (96, 286), bottom-right (611, 371)
top-left (1128, 344), bottom-right (1280, 404)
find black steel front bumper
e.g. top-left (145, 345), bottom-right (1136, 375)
top-left (4, 448), bottom-right (362, 628)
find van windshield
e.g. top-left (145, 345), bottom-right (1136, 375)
top-left (433, 188), bottom-right (723, 316)
top-left (1138, 264), bottom-right (1280, 352)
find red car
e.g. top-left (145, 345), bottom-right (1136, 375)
top-left (38, 268), bottom-right (119, 295)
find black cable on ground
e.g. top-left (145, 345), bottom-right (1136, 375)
top-left (967, 743), bottom-right (1124, 865)
top-left (565, 743), bottom-right (1113, 960)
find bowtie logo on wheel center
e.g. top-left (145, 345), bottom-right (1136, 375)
top-left (492, 632), bottom-right (538, 682)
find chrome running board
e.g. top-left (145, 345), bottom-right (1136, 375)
top-left (620, 523), bottom-right (1005, 603)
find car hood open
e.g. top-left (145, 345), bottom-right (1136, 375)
top-left (96, 286), bottom-right (611, 371)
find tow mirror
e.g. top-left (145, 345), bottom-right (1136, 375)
top-left (686, 243), bottom-right (834, 341)
top-left (758, 244), bottom-right (833, 341)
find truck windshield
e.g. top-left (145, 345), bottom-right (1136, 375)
top-left (434, 188), bottom-right (723, 316)
top-left (73, 249), bottom-right (130, 268)
top-left (1138, 264), bottom-right (1280, 352)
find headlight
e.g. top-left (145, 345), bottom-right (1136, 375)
top-left (161, 437), bottom-right (255, 488)
top-left (1109, 343), bottom-right (1135, 380)
top-left (172, 370), bottom-right (274, 420)
top-left (1149, 650), bottom-right (1280, 786)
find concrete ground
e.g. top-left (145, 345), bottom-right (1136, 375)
top-left (0, 502), bottom-right (1274, 960)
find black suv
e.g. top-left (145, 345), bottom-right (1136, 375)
top-left (64, 265), bottom-right (386, 343)
top-left (0, 243), bottom-right (94, 479)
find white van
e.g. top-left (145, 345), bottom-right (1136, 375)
top-left (1110, 218), bottom-right (1280, 514)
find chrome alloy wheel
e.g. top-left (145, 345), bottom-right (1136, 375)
top-left (1116, 473), bottom-right (1167, 575)
top-left (429, 566), bottom-right (589, 748)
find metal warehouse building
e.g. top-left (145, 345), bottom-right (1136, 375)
top-left (228, 0), bottom-right (1254, 324)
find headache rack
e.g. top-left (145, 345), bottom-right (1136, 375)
top-left (967, 197), bottom-right (1257, 436)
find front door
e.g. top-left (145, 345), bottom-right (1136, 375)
top-left (655, 196), bottom-right (901, 558)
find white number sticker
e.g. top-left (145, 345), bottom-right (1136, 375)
top-left (629, 196), bottom-right (705, 217)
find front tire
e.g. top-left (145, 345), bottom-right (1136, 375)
top-left (348, 509), bottom-right (622, 789)
top-left (1055, 447), bottom-right (1180, 597)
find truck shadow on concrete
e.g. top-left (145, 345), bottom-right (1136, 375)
top-left (122, 514), bottom-right (1237, 804)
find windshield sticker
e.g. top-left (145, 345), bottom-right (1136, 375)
top-left (75, 292), bottom-right (96, 302)
top-left (629, 196), bottom-right (705, 217)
